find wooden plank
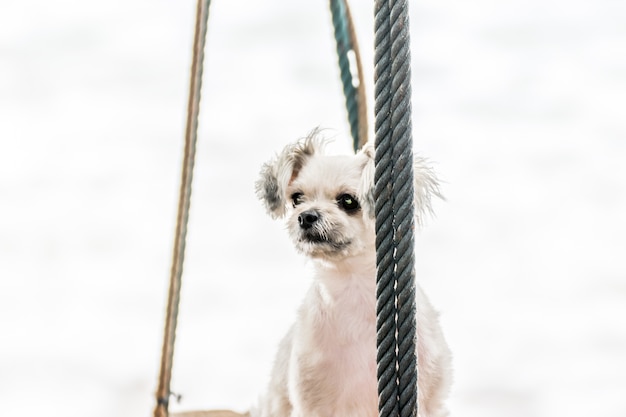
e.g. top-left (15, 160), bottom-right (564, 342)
top-left (171, 410), bottom-right (249, 417)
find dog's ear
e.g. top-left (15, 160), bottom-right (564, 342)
top-left (357, 144), bottom-right (442, 226)
top-left (357, 143), bottom-right (376, 219)
top-left (256, 129), bottom-right (325, 219)
top-left (412, 156), bottom-right (442, 227)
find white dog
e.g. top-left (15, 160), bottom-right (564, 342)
top-left (253, 130), bottom-right (452, 417)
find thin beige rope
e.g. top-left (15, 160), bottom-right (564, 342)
top-left (154, 1), bottom-right (211, 416)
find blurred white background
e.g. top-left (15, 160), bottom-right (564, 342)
top-left (1, 1), bottom-right (625, 416)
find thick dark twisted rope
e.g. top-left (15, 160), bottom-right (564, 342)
top-left (329, 0), bottom-right (368, 151)
top-left (374, 0), bottom-right (399, 416)
top-left (389, 1), bottom-right (418, 416)
top-left (154, 1), bottom-right (211, 416)
top-left (374, 1), bottom-right (418, 417)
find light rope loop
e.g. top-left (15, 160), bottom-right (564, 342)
top-left (329, 0), bottom-right (369, 151)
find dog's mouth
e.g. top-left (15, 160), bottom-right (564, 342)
top-left (298, 230), bottom-right (352, 252)
top-left (302, 231), bottom-right (327, 244)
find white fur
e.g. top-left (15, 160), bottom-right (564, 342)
top-left (254, 131), bottom-right (452, 417)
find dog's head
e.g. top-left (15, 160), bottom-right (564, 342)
top-left (256, 129), bottom-right (440, 261)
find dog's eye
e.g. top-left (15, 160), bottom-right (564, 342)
top-left (337, 194), bottom-right (360, 212)
top-left (291, 192), bottom-right (304, 207)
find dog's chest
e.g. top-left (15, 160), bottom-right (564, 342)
top-left (317, 304), bottom-right (377, 395)
top-left (294, 279), bottom-right (378, 414)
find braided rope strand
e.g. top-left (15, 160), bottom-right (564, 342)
top-left (154, 1), bottom-right (212, 416)
top-left (388, 1), bottom-right (418, 415)
top-left (374, 0), bottom-right (399, 416)
top-left (374, 0), bottom-right (418, 417)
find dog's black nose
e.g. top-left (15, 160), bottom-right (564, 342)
top-left (298, 210), bottom-right (319, 229)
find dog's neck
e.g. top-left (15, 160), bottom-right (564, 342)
top-left (311, 247), bottom-right (377, 300)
